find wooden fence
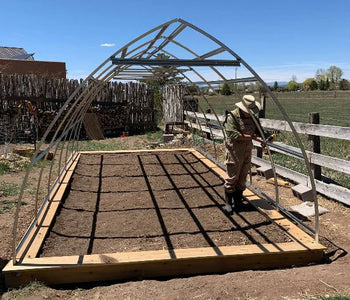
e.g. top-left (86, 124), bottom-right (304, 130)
top-left (184, 110), bottom-right (350, 206)
top-left (0, 74), bottom-right (155, 141)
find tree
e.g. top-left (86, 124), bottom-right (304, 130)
top-left (245, 83), bottom-right (259, 93)
top-left (286, 80), bottom-right (299, 91)
top-left (339, 79), bottom-right (349, 90)
top-left (142, 53), bottom-right (183, 88)
top-left (303, 78), bottom-right (318, 91)
top-left (319, 78), bottom-right (330, 90)
top-left (186, 85), bottom-right (198, 95)
top-left (273, 81), bottom-right (279, 91)
top-left (327, 66), bottom-right (343, 87)
top-left (140, 53), bottom-right (184, 116)
top-left (325, 78), bottom-right (330, 90)
top-left (220, 82), bottom-right (231, 95)
top-left (315, 68), bottom-right (327, 82)
top-left (310, 80), bottom-right (318, 90)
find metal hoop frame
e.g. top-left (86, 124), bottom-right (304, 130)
top-left (12, 18), bottom-right (319, 264)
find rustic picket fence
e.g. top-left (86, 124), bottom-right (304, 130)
top-left (0, 74), bottom-right (154, 142)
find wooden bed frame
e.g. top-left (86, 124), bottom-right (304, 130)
top-left (3, 148), bottom-right (325, 288)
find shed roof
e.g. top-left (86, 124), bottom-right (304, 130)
top-left (0, 46), bottom-right (34, 60)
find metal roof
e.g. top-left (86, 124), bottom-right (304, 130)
top-left (0, 46), bottom-right (34, 60)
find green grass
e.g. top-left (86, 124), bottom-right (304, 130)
top-left (0, 182), bottom-right (27, 214)
top-left (197, 93), bottom-right (242, 115)
top-left (146, 129), bottom-right (163, 142)
top-left (0, 200), bottom-right (27, 214)
top-left (0, 183), bottom-right (20, 197)
top-left (34, 159), bottom-right (51, 169)
top-left (198, 90), bottom-right (350, 126)
top-left (77, 129), bottom-right (164, 152)
top-left (268, 131), bottom-right (350, 189)
top-left (320, 296), bottom-right (350, 300)
top-left (77, 139), bottom-right (129, 151)
top-left (265, 91), bottom-right (350, 127)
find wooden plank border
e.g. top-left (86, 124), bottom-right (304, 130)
top-left (15, 152), bottom-right (81, 260)
top-left (3, 242), bottom-right (325, 288)
top-left (3, 149), bottom-right (326, 288)
top-left (80, 148), bottom-right (191, 154)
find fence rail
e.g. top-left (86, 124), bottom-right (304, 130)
top-left (184, 110), bottom-right (350, 205)
top-left (184, 111), bottom-right (350, 140)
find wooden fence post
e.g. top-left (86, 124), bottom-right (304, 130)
top-left (308, 112), bottom-right (321, 180)
top-left (257, 94), bottom-right (266, 158)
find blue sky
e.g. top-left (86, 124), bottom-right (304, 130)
top-left (1, 0), bottom-right (349, 82)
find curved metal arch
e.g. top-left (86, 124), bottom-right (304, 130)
top-left (102, 20), bottom-right (284, 212)
top-left (12, 18), bottom-right (321, 264)
top-left (176, 18), bottom-right (319, 241)
top-left (109, 42), bottom-right (228, 151)
top-left (102, 19), bottom-right (248, 145)
top-left (121, 23), bottom-right (283, 211)
top-left (139, 47), bottom-right (227, 154)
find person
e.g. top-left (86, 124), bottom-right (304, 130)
top-left (223, 94), bottom-right (263, 215)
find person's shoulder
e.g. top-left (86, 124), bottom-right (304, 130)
top-left (231, 108), bottom-right (240, 118)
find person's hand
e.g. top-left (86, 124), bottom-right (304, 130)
top-left (253, 135), bottom-right (263, 142)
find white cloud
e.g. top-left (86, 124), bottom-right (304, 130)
top-left (100, 43), bottom-right (115, 47)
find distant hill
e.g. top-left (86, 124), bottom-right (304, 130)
top-left (266, 81), bottom-right (288, 87)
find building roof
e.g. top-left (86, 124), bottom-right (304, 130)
top-left (0, 46), bottom-right (34, 60)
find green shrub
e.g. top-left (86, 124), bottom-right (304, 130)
top-left (0, 162), bottom-right (10, 174)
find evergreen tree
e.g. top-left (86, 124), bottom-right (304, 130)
top-left (310, 80), bottom-right (318, 90)
top-left (325, 78), bottom-right (330, 90)
top-left (319, 79), bottom-right (326, 90)
top-left (339, 79), bottom-right (349, 90)
top-left (221, 82), bottom-right (231, 95)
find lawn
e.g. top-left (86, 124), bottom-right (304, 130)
top-left (197, 90), bottom-right (350, 126)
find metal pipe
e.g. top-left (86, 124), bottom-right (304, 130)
top-left (246, 182), bottom-right (316, 235)
top-left (111, 58), bottom-right (241, 67)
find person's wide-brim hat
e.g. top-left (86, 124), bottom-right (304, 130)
top-left (235, 95), bottom-right (261, 116)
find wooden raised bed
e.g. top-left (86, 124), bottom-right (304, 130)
top-left (3, 149), bottom-right (325, 288)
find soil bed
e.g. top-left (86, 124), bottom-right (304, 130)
top-left (40, 150), bottom-right (291, 257)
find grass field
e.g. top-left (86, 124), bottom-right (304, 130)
top-left (265, 91), bottom-right (350, 127)
top-left (197, 90), bottom-right (350, 127)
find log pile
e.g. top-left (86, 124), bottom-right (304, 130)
top-left (95, 104), bottom-right (129, 130)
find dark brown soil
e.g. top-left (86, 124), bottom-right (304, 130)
top-left (40, 150), bottom-right (291, 257)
